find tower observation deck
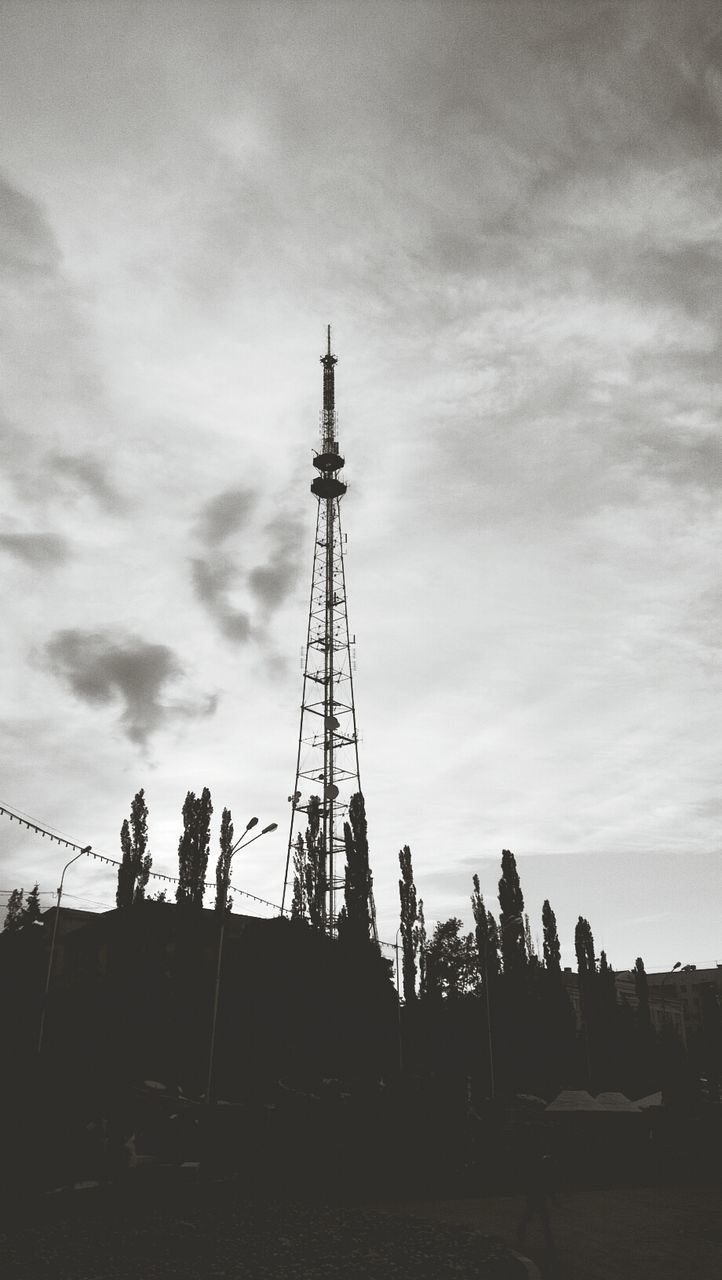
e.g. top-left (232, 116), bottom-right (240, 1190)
top-left (282, 328), bottom-right (377, 941)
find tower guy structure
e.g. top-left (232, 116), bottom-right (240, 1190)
top-left (282, 328), bottom-right (377, 941)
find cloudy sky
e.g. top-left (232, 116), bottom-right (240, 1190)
top-left (1, 1), bottom-right (720, 973)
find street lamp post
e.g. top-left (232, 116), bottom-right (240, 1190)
top-left (205, 819), bottom-right (278, 1107)
top-left (660, 961), bottom-right (682, 1029)
top-left (38, 845), bottom-right (92, 1053)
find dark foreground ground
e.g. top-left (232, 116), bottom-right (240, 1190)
top-left (0, 1178), bottom-right (524, 1280)
top-left (2, 1176), bottom-right (721, 1280)
top-left (373, 1184), bottom-right (722, 1280)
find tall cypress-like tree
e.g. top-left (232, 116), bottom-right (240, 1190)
top-left (542, 899), bottom-right (562, 974)
top-left (471, 874), bottom-right (490, 979)
top-left (116, 819), bottom-right (135, 908)
top-left (498, 849), bottom-right (526, 974)
top-left (343, 792), bottom-right (373, 942)
top-left (131, 789), bottom-right (151, 901)
top-left (398, 844), bottom-right (418, 1002)
top-left (575, 917), bottom-right (596, 978)
top-left (303, 795), bottom-right (325, 929)
top-left (176, 787), bottom-right (213, 907)
top-left (115, 790), bottom-right (151, 906)
top-left (486, 909), bottom-right (502, 979)
top-left (215, 807), bottom-right (234, 912)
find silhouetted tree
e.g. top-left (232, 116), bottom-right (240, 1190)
top-left (498, 849), bottom-right (526, 974)
top-left (542, 899), bottom-right (561, 974)
top-left (575, 916), bottom-right (595, 978)
top-left (3, 888), bottom-right (24, 932)
top-left (470, 874), bottom-right (488, 975)
top-left (116, 789), bottom-right (151, 906)
top-left (486, 909), bottom-right (502, 980)
top-left (303, 795), bottom-right (325, 929)
top-left (23, 883), bottom-right (42, 925)
top-left (215, 807), bottom-right (234, 912)
top-left (176, 787), bottom-right (213, 908)
top-left (342, 793), bottom-right (373, 942)
top-left (399, 844), bottom-right (418, 1002)
top-left (116, 819), bottom-right (135, 908)
top-left (426, 918), bottom-right (478, 999)
top-left (131, 789), bottom-right (151, 901)
top-left (290, 833), bottom-right (307, 920)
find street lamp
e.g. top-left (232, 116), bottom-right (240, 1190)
top-left (660, 961), bottom-right (682, 1028)
top-left (205, 819), bottom-right (278, 1106)
top-left (38, 845), bottom-right (92, 1053)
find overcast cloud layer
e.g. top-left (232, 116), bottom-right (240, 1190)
top-left (0, 1), bottom-right (720, 970)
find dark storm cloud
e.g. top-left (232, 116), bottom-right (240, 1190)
top-left (190, 556), bottom-right (252, 642)
top-left (43, 629), bottom-right (217, 747)
top-left (0, 171), bottom-right (60, 276)
top-left (49, 452), bottom-right (123, 512)
top-left (196, 486), bottom-right (257, 546)
top-left (0, 532), bottom-right (69, 566)
top-left (248, 512), bottom-right (303, 613)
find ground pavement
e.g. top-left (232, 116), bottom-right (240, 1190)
top-left (367, 1185), bottom-right (722, 1280)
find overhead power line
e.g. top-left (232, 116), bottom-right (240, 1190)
top-left (0, 802), bottom-right (282, 912)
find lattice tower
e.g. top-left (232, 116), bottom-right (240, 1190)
top-left (282, 328), bottom-right (377, 940)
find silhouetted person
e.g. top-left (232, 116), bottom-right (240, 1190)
top-left (517, 1147), bottom-right (556, 1252)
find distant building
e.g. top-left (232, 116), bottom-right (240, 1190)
top-left (560, 963), bottom-right (722, 1046)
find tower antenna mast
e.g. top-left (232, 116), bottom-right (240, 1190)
top-left (282, 328), bottom-right (377, 940)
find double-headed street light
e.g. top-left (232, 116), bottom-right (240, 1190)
top-left (205, 818), bottom-right (278, 1105)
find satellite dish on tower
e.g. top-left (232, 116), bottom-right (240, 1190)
top-left (325, 784), bottom-right (339, 800)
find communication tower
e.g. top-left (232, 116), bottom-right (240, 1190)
top-left (282, 328), bottom-right (376, 939)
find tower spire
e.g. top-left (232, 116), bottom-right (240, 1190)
top-left (282, 330), bottom-right (377, 942)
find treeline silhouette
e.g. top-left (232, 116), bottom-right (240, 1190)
top-left (395, 843), bottom-right (720, 1109)
top-left (1, 791), bottom-right (721, 1200)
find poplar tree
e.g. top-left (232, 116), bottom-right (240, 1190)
top-left (542, 899), bottom-right (562, 974)
top-left (342, 792), bottom-right (373, 942)
top-left (575, 916), bottom-right (596, 978)
top-left (303, 795), bottom-right (325, 929)
top-left (215, 807), bottom-right (234, 912)
top-left (176, 787), bottom-right (213, 908)
top-left (398, 844), bottom-right (418, 1002)
top-left (115, 790), bottom-right (151, 906)
top-left (471, 874), bottom-right (490, 978)
top-left (116, 819), bottom-right (135, 908)
top-left (486, 909), bottom-right (502, 979)
top-left (498, 848), bottom-right (526, 974)
top-left (131, 789), bottom-right (151, 901)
